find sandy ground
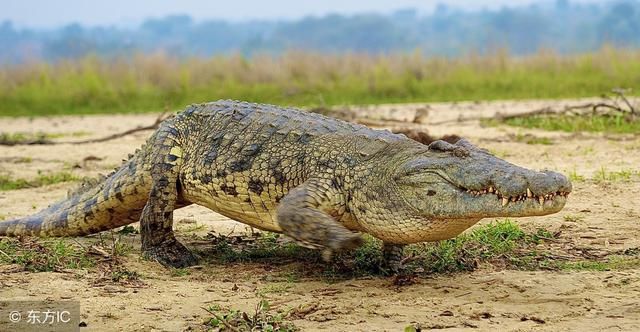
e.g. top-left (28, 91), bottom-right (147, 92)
top-left (0, 99), bottom-right (639, 331)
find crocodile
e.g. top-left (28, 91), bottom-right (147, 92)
top-left (0, 100), bottom-right (571, 269)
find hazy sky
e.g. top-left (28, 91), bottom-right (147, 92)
top-left (1, 0), bottom-right (602, 28)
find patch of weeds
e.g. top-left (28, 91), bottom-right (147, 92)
top-left (512, 133), bottom-right (553, 145)
top-left (256, 283), bottom-right (292, 297)
top-left (567, 168), bottom-right (586, 182)
top-left (116, 225), bottom-right (139, 235)
top-left (0, 237), bottom-right (94, 272)
top-left (499, 114), bottom-right (640, 134)
top-left (402, 220), bottom-right (531, 273)
top-left (112, 241), bottom-right (134, 257)
top-left (13, 157), bottom-right (33, 164)
top-left (111, 267), bottom-right (142, 282)
top-left (204, 300), bottom-right (297, 332)
top-left (527, 227), bottom-right (557, 244)
top-left (181, 223), bottom-right (206, 233)
top-left (0, 171), bottom-right (79, 191)
top-left (487, 149), bottom-right (512, 159)
top-left (47, 131), bottom-right (92, 138)
top-left (325, 235), bottom-right (386, 276)
top-left (594, 167), bottom-right (635, 183)
top-left (171, 268), bottom-right (191, 277)
top-left (209, 232), bottom-right (316, 263)
top-left (581, 146), bottom-right (595, 156)
top-left (0, 132), bottom-right (52, 145)
top-left (277, 270), bottom-right (302, 283)
top-left (556, 256), bottom-right (640, 271)
top-left (208, 221), bottom-right (563, 277)
top-left (0, 131), bottom-right (91, 145)
top-left (563, 214), bottom-right (585, 223)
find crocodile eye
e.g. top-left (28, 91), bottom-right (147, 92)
top-left (426, 190), bottom-right (436, 196)
top-left (428, 140), bottom-right (455, 152)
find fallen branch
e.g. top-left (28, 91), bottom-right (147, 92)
top-left (62, 111), bottom-right (171, 145)
top-left (430, 89), bottom-right (637, 125)
top-left (0, 111), bottom-right (171, 146)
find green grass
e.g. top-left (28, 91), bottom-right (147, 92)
top-left (207, 221), bottom-right (639, 277)
top-left (0, 171), bottom-right (79, 191)
top-left (499, 114), bottom-right (640, 134)
top-left (567, 168), bottom-right (586, 182)
top-left (510, 133), bottom-right (554, 145)
top-left (563, 214), bottom-right (585, 223)
top-left (0, 237), bottom-right (94, 272)
top-left (555, 256), bottom-right (640, 271)
top-left (170, 268), bottom-right (191, 277)
top-left (204, 300), bottom-right (297, 331)
top-left (208, 220), bottom-right (566, 277)
top-left (594, 167), bottom-right (636, 183)
top-left (1, 49), bottom-right (639, 117)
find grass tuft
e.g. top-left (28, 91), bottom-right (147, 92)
top-left (0, 237), bottom-right (94, 272)
top-left (206, 220), bottom-right (564, 277)
top-left (497, 114), bottom-right (640, 134)
top-left (0, 172), bottom-right (79, 191)
top-left (204, 300), bottom-right (297, 331)
top-left (1, 49), bottom-right (639, 117)
top-left (555, 256), bottom-right (640, 271)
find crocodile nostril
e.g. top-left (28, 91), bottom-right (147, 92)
top-left (426, 190), bottom-right (436, 196)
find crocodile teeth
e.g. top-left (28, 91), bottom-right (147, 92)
top-left (527, 188), bottom-right (532, 197)
top-left (502, 197), bottom-right (509, 206)
top-left (538, 196), bottom-right (545, 204)
top-left (488, 186), bottom-right (494, 193)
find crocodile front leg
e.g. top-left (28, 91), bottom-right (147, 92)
top-left (276, 179), bottom-right (363, 261)
top-left (140, 129), bottom-right (198, 268)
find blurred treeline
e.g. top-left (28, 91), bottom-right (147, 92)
top-left (1, 1), bottom-right (640, 62)
top-left (1, 49), bottom-right (639, 116)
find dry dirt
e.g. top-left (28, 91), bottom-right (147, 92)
top-left (1, 99), bottom-right (639, 331)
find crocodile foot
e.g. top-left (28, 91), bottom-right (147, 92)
top-left (381, 243), bottom-right (407, 275)
top-left (321, 233), bottom-right (364, 261)
top-left (142, 238), bottom-right (199, 268)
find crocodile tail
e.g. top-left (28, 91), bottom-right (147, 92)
top-left (0, 158), bottom-right (151, 237)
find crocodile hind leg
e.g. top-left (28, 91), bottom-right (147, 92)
top-left (382, 243), bottom-right (406, 274)
top-left (276, 179), bottom-right (363, 261)
top-left (140, 134), bottom-right (198, 268)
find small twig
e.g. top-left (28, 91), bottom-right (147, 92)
top-left (62, 111), bottom-right (171, 145)
top-left (0, 111), bottom-right (172, 147)
top-left (612, 88), bottom-right (637, 116)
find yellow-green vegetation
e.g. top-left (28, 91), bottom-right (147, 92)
top-left (563, 214), bottom-right (586, 223)
top-left (594, 167), bottom-right (637, 183)
top-left (204, 300), bottom-right (297, 332)
top-left (512, 133), bottom-right (554, 145)
top-left (564, 167), bottom-right (637, 183)
top-left (0, 131), bottom-right (91, 145)
top-left (499, 114), bottom-right (640, 134)
top-left (0, 237), bottom-right (94, 272)
top-left (1, 48), bottom-right (639, 117)
top-left (256, 283), bottom-right (292, 297)
top-left (209, 220), bottom-right (568, 276)
top-left (0, 132), bottom-right (51, 145)
top-left (0, 171), bottom-right (79, 191)
top-left (567, 168), bottom-right (586, 182)
top-left (556, 256), bottom-right (640, 271)
top-left (170, 268), bottom-right (191, 277)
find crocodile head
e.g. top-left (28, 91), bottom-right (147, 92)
top-left (376, 138), bottom-right (571, 243)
